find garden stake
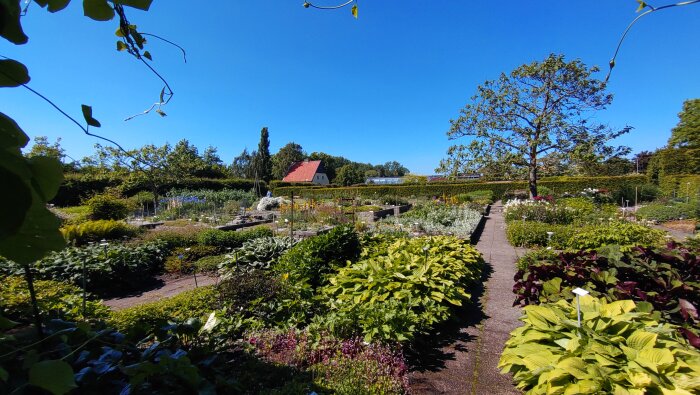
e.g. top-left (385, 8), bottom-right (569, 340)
top-left (572, 287), bottom-right (589, 328)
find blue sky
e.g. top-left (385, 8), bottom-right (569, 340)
top-left (4, 1), bottom-right (700, 174)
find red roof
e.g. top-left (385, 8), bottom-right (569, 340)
top-left (283, 160), bottom-right (323, 182)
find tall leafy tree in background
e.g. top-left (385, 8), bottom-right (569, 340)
top-left (231, 148), bottom-right (256, 179)
top-left (669, 98), bottom-right (700, 149)
top-left (438, 54), bottom-right (630, 197)
top-left (167, 139), bottom-right (204, 181)
top-left (647, 99), bottom-right (700, 180)
top-left (253, 127), bottom-right (272, 182)
top-left (272, 142), bottom-right (305, 179)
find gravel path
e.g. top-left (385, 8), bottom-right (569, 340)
top-left (103, 274), bottom-right (218, 311)
top-left (410, 201), bottom-right (523, 394)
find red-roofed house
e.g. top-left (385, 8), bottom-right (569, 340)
top-left (282, 159), bottom-right (330, 185)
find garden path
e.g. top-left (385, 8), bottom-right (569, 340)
top-left (103, 274), bottom-right (217, 311)
top-left (410, 201), bottom-right (523, 394)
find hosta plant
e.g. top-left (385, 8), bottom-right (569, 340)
top-left (221, 236), bottom-right (296, 272)
top-left (513, 243), bottom-right (700, 347)
top-left (499, 297), bottom-right (700, 394)
top-left (319, 236), bottom-right (484, 342)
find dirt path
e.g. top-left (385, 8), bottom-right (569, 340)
top-left (103, 274), bottom-right (218, 311)
top-left (410, 201), bottom-right (523, 394)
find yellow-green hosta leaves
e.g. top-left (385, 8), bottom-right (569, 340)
top-left (319, 235), bottom-right (484, 343)
top-left (499, 297), bottom-right (700, 394)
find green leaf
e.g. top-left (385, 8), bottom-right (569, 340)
top-left (143, 50), bottom-right (152, 61)
top-left (627, 330), bottom-right (657, 350)
top-left (28, 360), bottom-right (77, 395)
top-left (81, 104), bottom-right (101, 127)
top-left (28, 156), bottom-right (63, 201)
top-left (113, 0), bottom-right (152, 10)
top-left (0, 366), bottom-right (7, 382)
top-left (0, 315), bottom-right (18, 330)
top-left (82, 0), bottom-right (114, 21)
top-left (0, 189), bottom-right (65, 264)
top-left (155, 109), bottom-right (167, 117)
top-left (0, 59), bottom-right (30, 87)
top-left (34, 0), bottom-right (71, 12)
top-left (0, 167), bottom-right (32, 240)
top-left (636, 0), bottom-right (647, 12)
top-left (0, 0), bottom-right (29, 44)
top-left (351, 4), bottom-right (358, 19)
top-left (0, 112), bottom-right (30, 148)
top-left (116, 40), bottom-right (127, 51)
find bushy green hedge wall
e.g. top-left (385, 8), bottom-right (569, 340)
top-left (658, 174), bottom-right (700, 199)
top-left (274, 175), bottom-right (647, 201)
top-left (52, 173), bottom-right (265, 206)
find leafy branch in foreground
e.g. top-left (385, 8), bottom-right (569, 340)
top-left (606, 0), bottom-right (700, 81)
top-left (303, 0), bottom-right (358, 18)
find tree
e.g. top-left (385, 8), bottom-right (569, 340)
top-left (167, 139), bottom-right (204, 181)
top-left (199, 145), bottom-right (228, 178)
top-left (25, 136), bottom-right (65, 161)
top-left (381, 161), bottom-right (409, 177)
top-left (633, 150), bottom-right (654, 173)
top-left (335, 164), bottom-right (364, 186)
top-left (438, 54), bottom-right (630, 197)
top-left (669, 98), bottom-right (700, 149)
top-left (231, 148), bottom-right (256, 179)
top-left (252, 127), bottom-right (272, 182)
top-left (307, 151), bottom-right (350, 182)
top-left (272, 142), bottom-right (305, 179)
top-left (95, 143), bottom-right (172, 208)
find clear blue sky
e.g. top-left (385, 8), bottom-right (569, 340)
top-left (4, 1), bottom-right (699, 174)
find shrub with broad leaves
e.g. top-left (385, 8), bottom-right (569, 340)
top-left (499, 297), bottom-right (700, 394)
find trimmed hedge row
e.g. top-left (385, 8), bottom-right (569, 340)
top-left (274, 175), bottom-right (647, 201)
top-left (658, 174), bottom-right (700, 199)
top-left (52, 173), bottom-right (265, 206)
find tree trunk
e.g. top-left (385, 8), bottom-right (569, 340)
top-left (528, 154), bottom-right (538, 198)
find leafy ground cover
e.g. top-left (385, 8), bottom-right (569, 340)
top-left (1, 191), bottom-right (493, 395)
top-left (499, 297), bottom-right (700, 394)
top-left (512, 243), bottom-right (699, 345)
top-left (378, 202), bottom-right (483, 239)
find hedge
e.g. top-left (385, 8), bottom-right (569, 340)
top-left (658, 174), bottom-right (700, 199)
top-left (273, 175), bottom-right (647, 201)
top-left (52, 173), bottom-right (265, 206)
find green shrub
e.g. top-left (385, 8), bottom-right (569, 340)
top-left (275, 226), bottom-right (360, 288)
top-left (569, 221), bottom-right (665, 252)
top-left (317, 236), bottom-right (484, 342)
top-left (499, 297), bottom-right (700, 394)
top-left (216, 269), bottom-right (311, 330)
top-left (503, 199), bottom-right (578, 224)
top-left (53, 205), bottom-right (91, 225)
top-left (165, 245), bottom-right (220, 274)
top-left (194, 254), bottom-right (229, 272)
top-left (636, 202), bottom-right (699, 222)
top-left (557, 197), bottom-right (596, 214)
top-left (506, 221), bottom-right (665, 251)
top-left (197, 226), bottom-right (273, 251)
top-left (108, 286), bottom-right (218, 338)
top-left (85, 193), bottom-right (132, 220)
top-left (221, 237), bottom-right (296, 272)
top-left (0, 276), bottom-right (109, 322)
top-left (505, 222), bottom-right (575, 248)
top-left (455, 189), bottom-right (495, 205)
top-left (140, 226), bottom-right (203, 248)
top-left (0, 241), bottom-right (170, 296)
top-left (61, 219), bottom-right (142, 245)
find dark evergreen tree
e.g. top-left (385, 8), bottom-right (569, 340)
top-left (253, 127), bottom-right (272, 182)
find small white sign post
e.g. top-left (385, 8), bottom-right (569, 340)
top-left (572, 287), bottom-right (589, 327)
